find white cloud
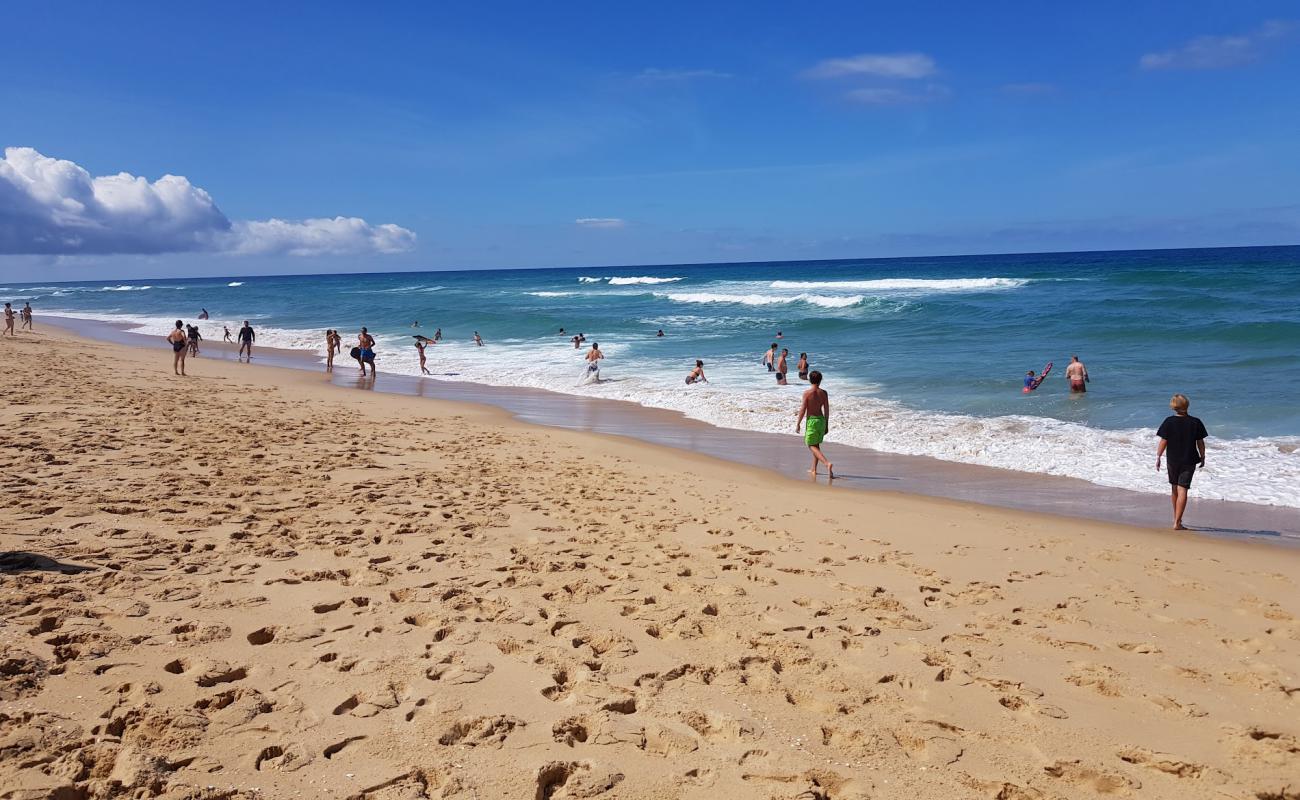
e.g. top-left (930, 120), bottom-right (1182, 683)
top-left (635, 68), bottom-right (733, 82)
top-left (574, 217), bottom-right (627, 229)
top-left (845, 85), bottom-right (950, 105)
top-left (804, 52), bottom-right (937, 80)
top-left (0, 147), bottom-right (416, 256)
top-left (1140, 20), bottom-right (1292, 70)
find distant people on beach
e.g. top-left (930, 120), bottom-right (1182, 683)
top-left (237, 321), bottom-right (256, 361)
top-left (1156, 393), bottom-right (1208, 531)
top-left (166, 320), bottom-right (188, 376)
top-left (797, 352), bottom-right (809, 381)
top-left (198, 308), bottom-right (209, 320)
top-left (356, 327), bottom-right (376, 376)
top-left (796, 370), bottom-right (833, 479)
top-left (1066, 355), bottom-right (1089, 393)
top-left (686, 360), bottom-right (707, 385)
top-left (415, 339), bottom-right (431, 374)
top-left (474, 331), bottom-right (484, 346)
top-left (762, 343), bottom-right (777, 372)
top-left (223, 325), bottom-right (232, 342)
top-left (186, 324), bottom-right (202, 356)
top-left (2, 303), bottom-right (13, 336)
top-left (21, 302), bottom-right (32, 330)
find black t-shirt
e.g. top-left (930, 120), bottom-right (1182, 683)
top-left (1157, 414), bottom-right (1207, 465)
top-left (238, 326), bottom-right (254, 342)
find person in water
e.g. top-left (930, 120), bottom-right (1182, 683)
top-left (762, 343), bottom-right (777, 372)
top-left (572, 335), bottom-right (581, 349)
top-left (474, 331), bottom-right (484, 346)
top-left (657, 329), bottom-right (665, 337)
top-left (1023, 370), bottom-right (1042, 391)
top-left (415, 339), bottom-right (431, 375)
top-left (686, 360), bottom-right (707, 384)
top-left (796, 370), bottom-right (833, 479)
top-left (166, 320), bottom-right (189, 376)
top-left (198, 308), bottom-right (209, 320)
top-left (1156, 393), bottom-right (1208, 531)
top-left (776, 348), bottom-right (789, 385)
top-left (584, 341), bottom-right (604, 381)
top-left (797, 352), bottom-right (809, 381)
top-left (434, 328), bottom-right (442, 342)
top-left (357, 327), bottom-right (376, 376)
top-left (1066, 354), bottom-right (1090, 393)
top-left (237, 321), bottom-right (256, 361)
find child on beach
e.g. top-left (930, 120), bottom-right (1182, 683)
top-left (796, 370), bottom-right (833, 479)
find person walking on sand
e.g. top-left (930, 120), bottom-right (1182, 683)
top-left (223, 325), bottom-right (232, 343)
top-left (796, 370), bottom-right (833, 479)
top-left (357, 327), bottom-right (377, 376)
top-left (776, 348), bottom-right (789, 385)
top-left (325, 330), bottom-right (335, 372)
top-left (415, 339), bottom-right (431, 375)
top-left (166, 320), bottom-right (189, 376)
top-left (797, 352), bottom-right (809, 381)
top-left (21, 302), bottom-right (33, 330)
top-left (762, 343), bottom-right (778, 372)
top-left (237, 320), bottom-right (256, 361)
top-left (685, 360), bottom-right (707, 385)
top-left (3, 303), bottom-right (14, 336)
top-left (1156, 393), bottom-right (1208, 531)
top-left (1066, 354), bottom-right (1089, 393)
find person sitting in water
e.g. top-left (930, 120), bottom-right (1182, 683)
top-left (1023, 370), bottom-right (1047, 392)
top-left (657, 329), bottom-right (665, 337)
top-left (686, 360), bottom-right (707, 385)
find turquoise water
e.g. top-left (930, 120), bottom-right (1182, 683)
top-left (11, 245), bottom-right (1300, 507)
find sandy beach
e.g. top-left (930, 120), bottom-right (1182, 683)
top-left (2, 326), bottom-right (1298, 800)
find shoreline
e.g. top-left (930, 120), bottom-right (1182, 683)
top-left (43, 313), bottom-right (1300, 544)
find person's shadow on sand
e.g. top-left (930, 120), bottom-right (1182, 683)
top-left (0, 552), bottom-right (96, 574)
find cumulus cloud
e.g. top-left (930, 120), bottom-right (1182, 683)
top-left (574, 217), bottom-right (627, 229)
top-left (0, 147), bottom-right (416, 256)
top-left (1140, 20), bottom-right (1292, 70)
top-left (804, 52), bottom-right (937, 80)
top-left (634, 68), bottom-right (733, 82)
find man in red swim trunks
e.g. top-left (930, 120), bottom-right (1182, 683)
top-left (1065, 354), bottom-right (1089, 393)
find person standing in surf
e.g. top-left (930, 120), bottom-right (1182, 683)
top-left (762, 343), bottom-right (778, 372)
top-left (584, 341), bottom-right (604, 383)
top-left (776, 348), bottom-right (789, 385)
top-left (21, 302), bottom-right (33, 330)
top-left (166, 320), bottom-right (188, 376)
top-left (796, 370), bottom-right (833, 479)
top-left (1066, 355), bottom-right (1089, 393)
top-left (415, 339), bottom-right (431, 374)
top-left (237, 320), bottom-right (256, 361)
top-left (1156, 393), bottom-right (1208, 531)
top-left (797, 352), bottom-right (809, 381)
top-left (357, 327), bottom-right (376, 376)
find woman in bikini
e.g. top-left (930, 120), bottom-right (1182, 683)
top-left (685, 360), bottom-right (707, 385)
top-left (797, 352), bottom-right (809, 381)
top-left (166, 320), bottom-right (189, 376)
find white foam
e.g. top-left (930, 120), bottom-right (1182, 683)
top-left (768, 277), bottom-right (1029, 292)
top-left (656, 291), bottom-right (866, 309)
top-left (528, 291), bottom-right (576, 297)
top-left (228, 281), bottom-right (244, 287)
top-left (577, 276), bottom-right (684, 285)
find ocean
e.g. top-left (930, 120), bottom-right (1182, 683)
top-left (11, 246), bottom-right (1300, 508)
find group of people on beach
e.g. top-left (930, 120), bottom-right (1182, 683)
top-left (164, 319), bottom-right (255, 375)
top-left (3, 302), bottom-right (33, 335)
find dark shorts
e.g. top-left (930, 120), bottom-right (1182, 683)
top-left (1168, 462), bottom-right (1196, 488)
top-left (775, 372), bottom-right (785, 382)
top-left (766, 362), bottom-right (774, 371)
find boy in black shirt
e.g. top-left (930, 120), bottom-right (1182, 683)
top-left (1156, 393), bottom-right (1208, 530)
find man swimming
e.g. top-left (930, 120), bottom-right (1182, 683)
top-left (237, 321), bottom-right (256, 360)
top-left (776, 348), bottom-right (789, 385)
top-left (796, 370), bottom-right (833, 479)
top-left (1066, 355), bottom-right (1089, 393)
top-left (685, 360), bottom-right (707, 384)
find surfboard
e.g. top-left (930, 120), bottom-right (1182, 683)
top-left (1023, 361), bottom-right (1053, 393)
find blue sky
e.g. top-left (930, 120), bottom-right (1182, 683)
top-left (2, 0), bottom-right (1299, 280)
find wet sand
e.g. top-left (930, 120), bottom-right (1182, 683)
top-left (45, 314), bottom-right (1300, 544)
top-left (2, 325), bottom-right (1298, 799)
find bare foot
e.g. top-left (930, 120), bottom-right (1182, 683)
top-left (1173, 523), bottom-right (1188, 530)
top-left (827, 464), bottom-right (835, 480)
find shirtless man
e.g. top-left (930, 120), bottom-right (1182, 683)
top-left (21, 302), bottom-right (33, 330)
top-left (775, 348), bottom-right (789, 385)
top-left (796, 371), bottom-right (833, 478)
top-left (237, 321), bottom-right (256, 360)
top-left (2, 303), bottom-right (14, 336)
top-left (415, 339), bottom-right (431, 374)
top-left (762, 343), bottom-right (777, 372)
top-left (584, 341), bottom-right (604, 382)
top-left (357, 327), bottom-right (376, 376)
top-left (1065, 354), bottom-right (1089, 393)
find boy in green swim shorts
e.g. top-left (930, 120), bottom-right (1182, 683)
top-left (795, 370), bottom-right (833, 479)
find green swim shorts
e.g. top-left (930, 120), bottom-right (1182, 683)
top-left (804, 415), bottom-right (827, 446)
